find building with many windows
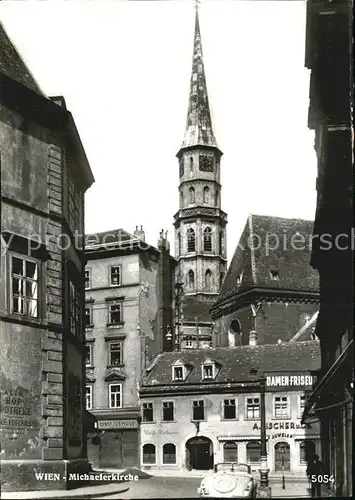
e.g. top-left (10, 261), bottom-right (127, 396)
top-left (173, 8), bottom-right (228, 348)
top-left (0, 22), bottom-right (94, 492)
top-left (302, 1), bottom-right (353, 497)
top-left (84, 228), bottom-right (175, 469)
top-left (139, 341), bottom-right (320, 475)
top-left (211, 214), bottom-right (320, 347)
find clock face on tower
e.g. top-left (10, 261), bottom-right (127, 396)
top-left (199, 155), bottom-right (214, 172)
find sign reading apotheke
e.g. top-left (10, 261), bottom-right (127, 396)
top-left (98, 420), bottom-right (138, 430)
top-left (266, 374), bottom-right (316, 388)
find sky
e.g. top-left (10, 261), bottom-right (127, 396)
top-left (0, 0), bottom-right (317, 263)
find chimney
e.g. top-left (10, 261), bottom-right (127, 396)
top-left (134, 225), bottom-right (145, 242)
top-left (249, 330), bottom-right (257, 346)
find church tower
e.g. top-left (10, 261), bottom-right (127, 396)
top-left (174, 5), bottom-right (227, 348)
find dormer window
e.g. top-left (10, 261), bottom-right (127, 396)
top-left (201, 357), bottom-right (217, 380)
top-left (173, 366), bottom-right (184, 381)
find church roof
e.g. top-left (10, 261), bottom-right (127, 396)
top-left (142, 340), bottom-right (321, 388)
top-left (179, 9), bottom-right (219, 152)
top-left (0, 21), bottom-right (44, 95)
top-left (215, 214), bottom-right (319, 306)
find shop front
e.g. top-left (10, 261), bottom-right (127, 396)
top-left (87, 416), bottom-right (139, 469)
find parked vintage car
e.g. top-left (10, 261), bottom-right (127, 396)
top-left (197, 463), bottom-right (257, 498)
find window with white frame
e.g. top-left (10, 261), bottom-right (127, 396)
top-left (246, 397), bottom-right (260, 420)
top-left (11, 255), bottom-right (39, 317)
top-left (85, 344), bottom-right (93, 367)
top-left (142, 444), bottom-right (156, 464)
top-left (202, 364), bottom-right (214, 379)
top-left (109, 342), bottom-right (123, 366)
top-left (110, 266), bottom-right (121, 286)
top-left (273, 395), bottom-right (290, 419)
top-left (192, 400), bottom-right (205, 421)
top-left (172, 363), bottom-right (186, 381)
top-left (163, 443), bottom-right (176, 464)
top-left (109, 384), bottom-right (122, 408)
top-left (142, 402), bottom-right (154, 422)
top-left (85, 385), bottom-right (92, 410)
top-left (108, 303), bottom-right (122, 324)
top-left (185, 337), bottom-right (194, 348)
top-left (85, 269), bottom-right (91, 289)
top-left (162, 401), bottom-right (174, 421)
top-left (85, 306), bottom-right (92, 327)
top-left (223, 399), bottom-right (237, 419)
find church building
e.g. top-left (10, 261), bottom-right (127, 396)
top-left (173, 8), bottom-right (228, 349)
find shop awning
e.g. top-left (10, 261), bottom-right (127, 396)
top-left (302, 338), bottom-right (353, 423)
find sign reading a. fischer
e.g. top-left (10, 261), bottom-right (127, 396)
top-left (98, 419), bottom-right (138, 430)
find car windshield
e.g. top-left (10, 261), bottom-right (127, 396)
top-left (215, 463), bottom-right (250, 474)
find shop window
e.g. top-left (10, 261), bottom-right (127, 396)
top-left (224, 442), bottom-right (238, 463)
top-left (163, 443), bottom-right (176, 464)
top-left (246, 442), bottom-right (261, 463)
top-left (142, 402), bottom-right (154, 422)
top-left (162, 401), bottom-right (174, 421)
top-left (300, 440), bottom-right (316, 464)
top-left (192, 400), bottom-right (205, 421)
top-left (86, 385), bottom-right (93, 410)
top-left (142, 444), bottom-right (156, 465)
top-left (110, 266), bottom-right (121, 286)
top-left (273, 395), bottom-right (290, 419)
top-left (246, 397), bottom-right (260, 419)
top-left (223, 399), bottom-right (237, 419)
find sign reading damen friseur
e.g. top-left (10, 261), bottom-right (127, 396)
top-left (266, 373), bottom-right (316, 389)
top-left (97, 419), bottom-right (138, 429)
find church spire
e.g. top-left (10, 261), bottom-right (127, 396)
top-left (180, 5), bottom-right (218, 151)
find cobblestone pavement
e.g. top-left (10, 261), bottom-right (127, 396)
top-left (101, 476), bottom-right (200, 499)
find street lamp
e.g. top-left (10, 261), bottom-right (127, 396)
top-left (250, 369), bottom-right (270, 498)
top-left (280, 443), bottom-right (286, 490)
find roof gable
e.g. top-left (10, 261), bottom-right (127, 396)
top-left (0, 22), bottom-right (44, 95)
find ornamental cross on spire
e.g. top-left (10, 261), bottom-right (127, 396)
top-left (195, 0), bottom-right (201, 10)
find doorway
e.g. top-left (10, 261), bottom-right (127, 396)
top-left (186, 436), bottom-right (214, 470)
top-left (274, 442), bottom-right (291, 472)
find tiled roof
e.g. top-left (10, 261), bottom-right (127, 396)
top-left (216, 214), bottom-right (319, 304)
top-left (179, 10), bottom-right (218, 151)
top-left (183, 295), bottom-right (216, 322)
top-left (142, 340), bottom-right (321, 387)
top-left (0, 22), bottom-right (44, 95)
top-left (85, 229), bottom-right (135, 248)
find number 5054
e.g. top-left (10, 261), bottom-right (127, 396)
top-left (311, 475), bottom-right (335, 483)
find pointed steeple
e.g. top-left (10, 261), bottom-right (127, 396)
top-left (180, 7), bottom-right (218, 151)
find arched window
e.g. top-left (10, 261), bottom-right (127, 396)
top-left (205, 270), bottom-right (213, 290)
top-left (142, 444), bottom-right (156, 464)
top-left (219, 272), bottom-right (225, 289)
top-left (177, 232), bottom-right (181, 255)
top-left (187, 228), bottom-right (195, 252)
top-left (188, 187), bottom-right (195, 204)
top-left (300, 440), bottom-right (316, 464)
top-left (163, 443), bottom-right (176, 464)
top-left (246, 442), bottom-right (261, 463)
top-left (187, 270), bottom-right (195, 288)
top-left (190, 157), bottom-right (194, 172)
top-left (215, 189), bottom-right (219, 206)
top-left (228, 319), bottom-right (242, 347)
top-left (180, 190), bottom-right (184, 208)
top-left (219, 230), bottom-right (224, 254)
top-left (203, 186), bottom-right (210, 204)
top-left (204, 227), bottom-right (212, 252)
top-left (224, 442), bottom-right (238, 463)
